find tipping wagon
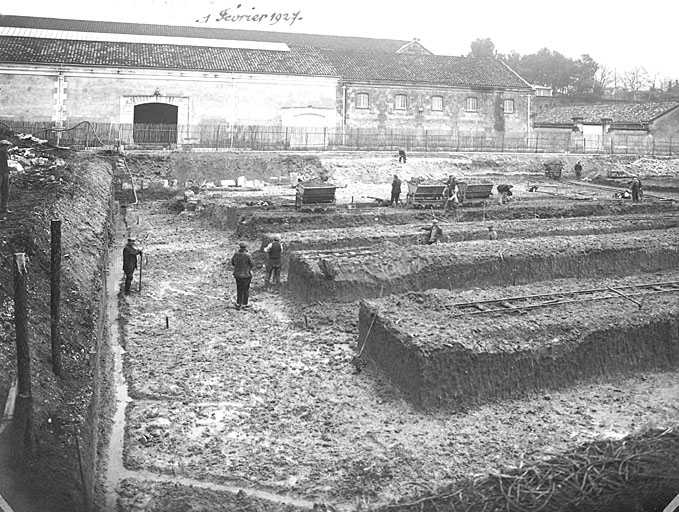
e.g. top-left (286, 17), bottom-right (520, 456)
top-left (405, 180), bottom-right (448, 208)
top-left (458, 182), bottom-right (494, 204)
top-left (295, 182), bottom-right (337, 210)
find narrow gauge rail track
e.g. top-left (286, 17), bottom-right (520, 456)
top-left (445, 281), bottom-right (679, 316)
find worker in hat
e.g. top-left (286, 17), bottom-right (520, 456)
top-left (421, 219), bottom-right (443, 244)
top-left (122, 238), bottom-right (142, 295)
top-left (487, 226), bottom-right (498, 240)
top-left (231, 241), bottom-right (254, 309)
top-left (0, 139), bottom-right (13, 215)
top-left (263, 234), bottom-right (284, 286)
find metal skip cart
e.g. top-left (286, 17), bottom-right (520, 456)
top-left (405, 180), bottom-right (448, 208)
top-left (295, 181), bottom-right (337, 210)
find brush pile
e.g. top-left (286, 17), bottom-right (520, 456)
top-left (381, 427), bottom-right (679, 512)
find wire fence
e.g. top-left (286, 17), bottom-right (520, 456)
top-left (1, 120), bottom-right (677, 156)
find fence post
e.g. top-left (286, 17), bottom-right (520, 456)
top-left (535, 133), bottom-right (539, 153)
top-left (14, 253), bottom-right (31, 396)
top-left (323, 127), bottom-right (327, 150)
top-left (50, 220), bottom-right (62, 377)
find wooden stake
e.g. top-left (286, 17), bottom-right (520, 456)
top-left (138, 250), bottom-right (143, 292)
top-left (13, 253), bottom-right (31, 397)
top-left (51, 220), bottom-right (62, 377)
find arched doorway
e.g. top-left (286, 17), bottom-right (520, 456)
top-left (133, 103), bottom-right (178, 144)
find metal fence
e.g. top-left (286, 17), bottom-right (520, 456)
top-left (1, 119), bottom-right (677, 156)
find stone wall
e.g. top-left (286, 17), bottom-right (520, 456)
top-left (343, 83), bottom-right (529, 135)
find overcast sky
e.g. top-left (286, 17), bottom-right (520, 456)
top-left (4, 0), bottom-right (678, 84)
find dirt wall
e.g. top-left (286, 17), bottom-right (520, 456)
top-left (288, 229), bottom-right (679, 302)
top-left (200, 198), bottom-right (679, 240)
top-left (0, 153), bottom-right (113, 511)
top-left (358, 290), bottom-right (679, 410)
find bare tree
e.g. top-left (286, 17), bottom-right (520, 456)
top-left (622, 66), bottom-right (650, 92)
top-left (594, 65), bottom-right (614, 90)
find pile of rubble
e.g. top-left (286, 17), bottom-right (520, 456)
top-left (1, 129), bottom-right (74, 193)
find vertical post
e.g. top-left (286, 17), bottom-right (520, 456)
top-left (138, 251), bottom-right (143, 292)
top-left (14, 253), bottom-right (31, 397)
top-left (51, 220), bottom-right (62, 377)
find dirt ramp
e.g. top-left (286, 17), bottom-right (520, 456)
top-left (358, 281), bottom-right (679, 410)
top-left (288, 229), bottom-right (679, 302)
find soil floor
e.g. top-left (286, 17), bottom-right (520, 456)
top-left (112, 196), bottom-right (679, 511)
top-left (2, 149), bottom-right (679, 512)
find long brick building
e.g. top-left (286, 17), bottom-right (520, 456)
top-left (0, 15), bottom-right (534, 146)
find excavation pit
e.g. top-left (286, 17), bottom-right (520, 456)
top-left (287, 228), bottom-right (679, 302)
top-left (358, 273), bottom-right (679, 410)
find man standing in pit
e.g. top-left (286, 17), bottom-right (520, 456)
top-left (390, 174), bottom-right (402, 207)
top-left (421, 219), bottom-right (443, 244)
top-left (263, 234), bottom-right (283, 286)
top-left (231, 242), bottom-right (254, 309)
top-left (398, 149), bottom-right (407, 163)
top-left (488, 226), bottom-right (498, 240)
top-left (0, 139), bottom-right (12, 215)
top-left (122, 238), bottom-right (142, 295)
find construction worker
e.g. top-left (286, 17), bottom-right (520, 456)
top-left (630, 176), bottom-right (643, 203)
top-left (231, 242), bottom-right (254, 309)
top-left (487, 226), bottom-right (498, 240)
top-left (0, 139), bottom-right (12, 215)
top-left (390, 175), bottom-right (402, 207)
top-left (263, 234), bottom-right (283, 286)
top-left (574, 161), bottom-right (583, 179)
top-left (421, 219), bottom-right (443, 244)
top-left (122, 238), bottom-right (142, 295)
top-left (398, 149), bottom-right (407, 163)
top-left (444, 175), bottom-right (459, 213)
top-left (496, 184), bottom-right (513, 205)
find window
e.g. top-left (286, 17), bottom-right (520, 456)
top-left (356, 93), bottom-right (369, 109)
top-left (432, 96), bottom-right (443, 111)
top-left (503, 99), bottom-right (515, 114)
top-left (465, 97), bottom-right (478, 112)
top-left (395, 94), bottom-right (408, 110)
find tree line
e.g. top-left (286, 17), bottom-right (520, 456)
top-left (468, 38), bottom-right (679, 98)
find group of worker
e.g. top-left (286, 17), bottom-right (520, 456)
top-left (121, 234), bottom-right (284, 310)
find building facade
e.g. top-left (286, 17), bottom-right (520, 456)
top-left (0, 15), bottom-right (534, 147)
top-left (532, 102), bottom-right (679, 152)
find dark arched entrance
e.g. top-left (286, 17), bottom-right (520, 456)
top-left (133, 103), bottom-right (178, 144)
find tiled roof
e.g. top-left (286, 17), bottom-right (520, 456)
top-left (0, 15), bottom-right (409, 52)
top-left (321, 50), bottom-right (531, 88)
top-left (0, 15), bottom-right (533, 89)
top-left (533, 102), bottom-right (679, 125)
top-left (0, 36), bottom-right (337, 75)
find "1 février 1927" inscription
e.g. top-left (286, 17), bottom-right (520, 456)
top-left (196, 4), bottom-right (303, 27)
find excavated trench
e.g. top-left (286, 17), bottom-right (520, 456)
top-left (287, 228), bottom-right (679, 302)
top-left (200, 197), bottom-right (679, 238)
top-left (357, 273), bottom-right (679, 410)
top-left (254, 213), bottom-right (679, 267)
